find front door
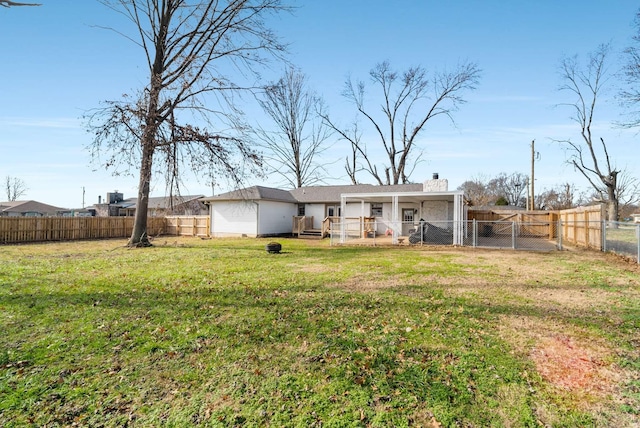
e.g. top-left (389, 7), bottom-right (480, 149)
top-left (402, 208), bottom-right (414, 235)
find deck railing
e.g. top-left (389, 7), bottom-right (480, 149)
top-left (292, 216), bottom-right (314, 236)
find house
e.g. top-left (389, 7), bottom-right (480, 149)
top-left (202, 176), bottom-right (466, 244)
top-left (92, 192), bottom-right (207, 217)
top-left (0, 200), bottom-right (66, 217)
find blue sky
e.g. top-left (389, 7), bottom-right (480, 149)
top-left (1, 1), bottom-right (639, 208)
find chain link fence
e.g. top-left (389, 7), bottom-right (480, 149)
top-left (328, 216), bottom-right (640, 263)
top-left (464, 220), bottom-right (558, 251)
top-left (603, 221), bottom-right (640, 263)
top-left (329, 220), bottom-right (558, 251)
top-left (329, 219), bottom-right (640, 262)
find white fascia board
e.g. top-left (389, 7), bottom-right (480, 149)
top-left (341, 191), bottom-right (463, 200)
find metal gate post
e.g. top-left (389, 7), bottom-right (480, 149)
top-left (602, 220), bottom-right (607, 253)
top-left (512, 221), bottom-right (516, 249)
top-left (472, 219), bottom-right (477, 247)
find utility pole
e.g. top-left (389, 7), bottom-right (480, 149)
top-left (530, 140), bottom-right (535, 210)
top-left (529, 140), bottom-right (540, 210)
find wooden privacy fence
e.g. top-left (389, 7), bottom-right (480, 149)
top-left (467, 209), bottom-right (557, 238)
top-left (0, 217), bottom-right (166, 244)
top-left (558, 205), bottom-right (604, 250)
top-left (165, 215), bottom-right (210, 237)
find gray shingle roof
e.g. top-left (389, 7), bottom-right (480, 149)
top-left (0, 200), bottom-right (65, 214)
top-left (205, 186), bottom-right (298, 203)
top-left (113, 195), bottom-right (205, 209)
top-left (205, 183), bottom-right (425, 204)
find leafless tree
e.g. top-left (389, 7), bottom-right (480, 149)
top-left (556, 44), bottom-right (622, 221)
top-left (458, 172), bottom-right (527, 207)
top-left (4, 176), bottom-right (28, 201)
top-left (321, 60), bottom-right (480, 185)
top-left (615, 169), bottom-right (640, 210)
top-left (620, 9), bottom-right (640, 127)
top-left (86, 0), bottom-right (287, 246)
top-left (457, 176), bottom-right (493, 207)
top-left (255, 67), bottom-right (333, 188)
top-left (536, 183), bottom-right (577, 210)
top-left (487, 172), bottom-right (528, 207)
top-left (342, 121), bottom-right (365, 185)
top-left (0, 1), bottom-right (41, 6)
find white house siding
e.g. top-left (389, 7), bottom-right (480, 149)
top-left (422, 200), bottom-right (450, 222)
top-left (305, 203), bottom-right (326, 229)
top-left (344, 201), bottom-right (371, 218)
top-left (256, 201), bottom-right (297, 236)
top-left (210, 201), bottom-right (258, 237)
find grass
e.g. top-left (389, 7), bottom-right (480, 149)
top-left (1, 237), bottom-right (639, 427)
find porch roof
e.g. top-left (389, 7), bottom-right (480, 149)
top-left (340, 190), bottom-right (463, 203)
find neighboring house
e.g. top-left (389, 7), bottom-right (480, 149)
top-left (92, 192), bottom-right (207, 217)
top-left (0, 200), bottom-right (66, 217)
top-left (202, 177), bottom-right (466, 244)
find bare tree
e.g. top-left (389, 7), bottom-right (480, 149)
top-left (0, 1), bottom-right (41, 6)
top-left (457, 176), bottom-right (493, 207)
top-left (536, 183), bottom-right (577, 210)
top-left (620, 9), bottom-right (640, 127)
top-left (4, 176), bottom-right (28, 201)
top-left (556, 44), bottom-right (621, 221)
top-left (322, 60), bottom-right (480, 185)
top-left (255, 67), bottom-right (332, 188)
top-left (86, 0), bottom-right (287, 246)
top-left (459, 172), bottom-right (527, 207)
top-left (487, 172), bottom-right (528, 207)
top-left (342, 121), bottom-right (365, 185)
top-left (616, 169), bottom-right (640, 211)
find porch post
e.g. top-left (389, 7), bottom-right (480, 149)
top-left (453, 193), bottom-right (463, 245)
top-left (392, 195), bottom-right (399, 244)
top-left (340, 195), bottom-right (346, 244)
top-left (361, 200), bottom-right (365, 237)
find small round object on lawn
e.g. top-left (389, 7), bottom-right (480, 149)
top-left (266, 242), bottom-right (282, 254)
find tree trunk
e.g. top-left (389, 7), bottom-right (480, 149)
top-left (129, 80), bottom-right (161, 247)
top-left (129, 141), bottom-right (154, 246)
top-left (607, 186), bottom-right (619, 223)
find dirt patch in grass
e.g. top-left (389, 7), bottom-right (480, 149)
top-left (531, 334), bottom-right (618, 397)
top-left (329, 273), bottom-right (412, 292)
top-left (495, 314), bottom-right (636, 427)
top-left (296, 264), bottom-right (332, 274)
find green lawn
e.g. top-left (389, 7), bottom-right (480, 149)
top-left (1, 238), bottom-right (638, 427)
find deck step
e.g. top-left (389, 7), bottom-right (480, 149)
top-left (298, 229), bottom-right (323, 239)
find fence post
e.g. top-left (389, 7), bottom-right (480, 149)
top-left (512, 221), bottom-right (516, 249)
top-left (557, 220), bottom-right (563, 250)
top-left (472, 219), bottom-right (477, 247)
top-left (602, 220), bottom-right (607, 253)
top-left (374, 220), bottom-right (377, 246)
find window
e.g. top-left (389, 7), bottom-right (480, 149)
top-left (371, 203), bottom-right (383, 217)
top-left (402, 208), bottom-right (414, 223)
top-left (326, 205), bottom-right (341, 217)
top-left (297, 204), bottom-right (305, 216)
